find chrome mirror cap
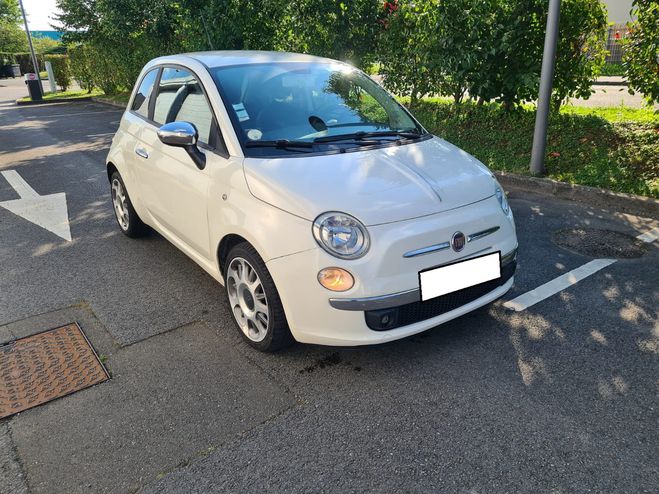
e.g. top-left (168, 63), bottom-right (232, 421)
top-left (157, 121), bottom-right (198, 147)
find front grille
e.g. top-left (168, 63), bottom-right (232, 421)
top-left (365, 261), bottom-right (516, 331)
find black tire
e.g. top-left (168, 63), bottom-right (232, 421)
top-left (110, 171), bottom-right (148, 238)
top-left (224, 242), bottom-right (294, 352)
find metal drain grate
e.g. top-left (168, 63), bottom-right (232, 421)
top-left (0, 323), bottom-right (109, 419)
top-left (552, 228), bottom-right (649, 259)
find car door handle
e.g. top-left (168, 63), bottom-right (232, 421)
top-left (135, 147), bottom-right (149, 159)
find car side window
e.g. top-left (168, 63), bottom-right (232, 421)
top-left (131, 69), bottom-right (158, 118)
top-left (153, 67), bottom-right (214, 146)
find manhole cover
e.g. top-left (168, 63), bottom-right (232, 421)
top-left (552, 228), bottom-right (649, 259)
top-left (0, 323), bottom-right (109, 419)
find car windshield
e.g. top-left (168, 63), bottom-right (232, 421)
top-left (211, 62), bottom-right (425, 156)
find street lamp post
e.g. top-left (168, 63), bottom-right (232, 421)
top-left (17, 0), bottom-right (43, 93)
top-left (530, 0), bottom-right (562, 176)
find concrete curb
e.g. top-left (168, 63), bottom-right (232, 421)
top-left (594, 79), bottom-right (628, 87)
top-left (494, 171), bottom-right (658, 219)
top-left (91, 97), bottom-right (127, 109)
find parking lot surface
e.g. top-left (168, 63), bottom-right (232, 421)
top-left (0, 83), bottom-right (657, 493)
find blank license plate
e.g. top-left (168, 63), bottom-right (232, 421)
top-left (419, 252), bottom-right (501, 302)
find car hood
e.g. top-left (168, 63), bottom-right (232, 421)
top-left (242, 136), bottom-right (496, 226)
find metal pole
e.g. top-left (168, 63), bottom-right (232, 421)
top-left (530, 0), bottom-right (561, 176)
top-left (18, 0), bottom-right (43, 93)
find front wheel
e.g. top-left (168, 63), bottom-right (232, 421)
top-left (224, 243), bottom-right (293, 352)
top-left (110, 171), bottom-right (147, 238)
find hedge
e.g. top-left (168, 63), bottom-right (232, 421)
top-left (0, 52), bottom-right (45, 74)
top-left (43, 54), bottom-right (72, 91)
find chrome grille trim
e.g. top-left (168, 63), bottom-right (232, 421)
top-left (403, 225), bottom-right (500, 258)
top-left (467, 226), bottom-right (500, 243)
top-left (402, 241), bottom-right (450, 258)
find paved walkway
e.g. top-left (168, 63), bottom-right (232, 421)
top-left (568, 82), bottom-right (657, 109)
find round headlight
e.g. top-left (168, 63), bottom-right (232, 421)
top-left (495, 184), bottom-right (510, 216)
top-left (312, 212), bottom-right (370, 259)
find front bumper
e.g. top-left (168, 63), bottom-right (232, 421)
top-left (329, 248), bottom-right (516, 312)
top-left (265, 195), bottom-right (518, 346)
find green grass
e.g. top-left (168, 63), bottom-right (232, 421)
top-left (411, 99), bottom-right (658, 197)
top-left (96, 92), bottom-right (131, 106)
top-left (17, 88), bottom-right (103, 102)
top-left (560, 104), bottom-right (658, 124)
top-left (600, 62), bottom-right (625, 77)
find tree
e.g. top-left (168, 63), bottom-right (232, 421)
top-left (377, 0), bottom-right (439, 108)
top-left (623, 0), bottom-right (659, 105)
top-left (32, 36), bottom-right (61, 54)
top-left (435, 0), bottom-right (607, 109)
top-left (434, 0), bottom-right (502, 104)
top-left (0, 0), bottom-right (27, 52)
top-left (0, 0), bottom-right (21, 23)
top-left (279, 0), bottom-right (381, 69)
top-left (552, 0), bottom-right (607, 108)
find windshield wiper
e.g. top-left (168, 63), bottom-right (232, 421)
top-left (245, 139), bottom-right (314, 151)
top-left (314, 130), bottom-right (422, 144)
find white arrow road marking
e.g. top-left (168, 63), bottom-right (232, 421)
top-left (0, 170), bottom-right (72, 241)
top-left (504, 227), bottom-right (657, 312)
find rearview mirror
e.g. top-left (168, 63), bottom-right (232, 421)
top-left (157, 122), bottom-right (206, 170)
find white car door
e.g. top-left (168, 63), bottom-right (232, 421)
top-left (133, 66), bottom-right (223, 261)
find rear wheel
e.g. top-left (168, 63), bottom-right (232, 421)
top-left (225, 243), bottom-right (293, 352)
top-left (110, 171), bottom-right (147, 238)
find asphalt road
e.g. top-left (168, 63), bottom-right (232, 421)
top-left (0, 80), bottom-right (657, 493)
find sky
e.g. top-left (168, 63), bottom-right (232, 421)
top-left (21, 0), bottom-right (60, 31)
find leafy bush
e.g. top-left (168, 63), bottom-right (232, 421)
top-left (84, 43), bottom-right (121, 95)
top-left (44, 54), bottom-right (71, 91)
top-left (623, 0), bottom-right (659, 105)
top-left (68, 44), bottom-right (94, 92)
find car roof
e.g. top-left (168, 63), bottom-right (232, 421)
top-left (179, 50), bottom-right (341, 69)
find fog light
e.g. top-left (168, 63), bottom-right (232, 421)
top-left (364, 307), bottom-right (399, 330)
top-left (318, 267), bottom-right (354, 292)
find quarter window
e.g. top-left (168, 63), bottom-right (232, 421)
top-left (154, 67), bottom-right (214, 145)
top-left (131, 68), bottom-right (158, 118)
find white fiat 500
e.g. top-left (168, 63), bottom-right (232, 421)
top-left (107, 51), bottom-right (517, 351)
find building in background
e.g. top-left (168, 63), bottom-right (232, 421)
top-left (601, 0), bottom-right (634, 24)
top-left (601, 0), bottom-right (634, 64)
top-left (29, 31), bottom-right (61, 41)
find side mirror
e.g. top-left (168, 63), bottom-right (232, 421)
top-left (157, 122), bottom-right (206, 170)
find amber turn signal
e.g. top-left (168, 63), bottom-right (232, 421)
top-left (318, 267), bottom-right (354, 292)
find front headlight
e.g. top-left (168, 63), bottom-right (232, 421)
top-left (312, 212), bottom-right (370, 259)
top-left (495, 183), bottom-right (510, 216)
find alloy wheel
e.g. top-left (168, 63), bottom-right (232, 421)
top-left (111, 178), bottom-right (129, 231)
top-left (226, 257), bottom-right (270, 342)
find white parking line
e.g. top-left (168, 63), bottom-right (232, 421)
top-left (636, 227), bottom-right (659, 243)
top-left (504, 227), bottom-right (657, 312)
top-left (503, 259), bottom-right (617, 311)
